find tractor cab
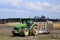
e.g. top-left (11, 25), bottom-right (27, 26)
top-left (21, 18), bottom-right (34, 27)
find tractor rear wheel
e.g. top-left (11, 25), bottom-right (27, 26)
top-left (23, 28), bottom-right (29, 36)
top-left (32, 26), bottom-right (39, 36)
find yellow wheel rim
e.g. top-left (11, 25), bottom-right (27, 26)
top-left (33, 27), bottom-right (38, 35)
top-left (34, 29), bottom-right (38, 34)
top-left (24, 30), bottom-right (29, 36)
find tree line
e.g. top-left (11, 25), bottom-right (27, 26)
top-left (0, 16), bottom-right (60, 24)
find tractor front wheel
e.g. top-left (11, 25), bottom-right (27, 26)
top-left (23, 28), bottom-right (29, 36)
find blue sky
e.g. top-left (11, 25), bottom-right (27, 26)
top-left (0, 0), bottom-right (60, 19)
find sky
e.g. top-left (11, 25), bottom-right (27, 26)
top-left (0, 0), bottom-right (60, 19)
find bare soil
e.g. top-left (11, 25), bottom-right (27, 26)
top-left (0, 26), bottom-right (60, 40)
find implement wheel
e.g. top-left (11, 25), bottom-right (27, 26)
top-left (32, 26), bottom-right (39, 36)
top-left (23, 28), bottom-right (29, 36)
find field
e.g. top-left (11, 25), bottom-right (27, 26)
top-left (53, 22), bottom-right (60, 29)
top-left (0, 22), bottom-right (60, 40)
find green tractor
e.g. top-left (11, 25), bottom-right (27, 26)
top-left (12, 18), bottom-right (39, 36)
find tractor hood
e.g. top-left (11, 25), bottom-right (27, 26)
top-left (15, 23), bottom-right (27, 28)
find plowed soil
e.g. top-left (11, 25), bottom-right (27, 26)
top-left (0, 26), bottom-right (60, 40)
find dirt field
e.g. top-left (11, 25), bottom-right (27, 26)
top-left (0, 22), bottom-right (60, 40)
top-left (0, 26), bottom-right (60, 40)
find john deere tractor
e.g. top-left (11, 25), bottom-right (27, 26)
top-left (12, 18), bottom-right (39, 36)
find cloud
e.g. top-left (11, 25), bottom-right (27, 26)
top-left (0, 0), bottom-right (60, 13)
top-left (0, 0), bottom-right (23, 7)
top-left (0, 8), bottom-right (31, 14)
top-left (54, 0), bottom-right (60, 2)
top-left (26, 2), bottom-right (51, 11)
top-left (0, 0), bottom-right (51, 11)
top-left (0, 8), bottom-right (23, 12)
top-left (52, 6), bottom-right (60, 12)
top-left (48, 5), bottom-right (60, 13)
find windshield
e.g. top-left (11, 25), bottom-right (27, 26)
top-left (27, 20), bottom-right (34, 25)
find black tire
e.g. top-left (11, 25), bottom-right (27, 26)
top-left (12, 31), bottom-right (16, 36)
top-left (23, 28), bottom-right (29, 36)
top-left (12, 31), bottom-right (18, 36)
top-left (47, 32), bottom-right (50, 34)
top-left (32, 26), bottom-right (39, 36)
top-left (29, 29), bottom-right (32, 36)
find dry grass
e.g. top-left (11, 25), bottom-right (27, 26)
top-left (0, 21), bottom-right (60, 29)
top-left (53, 22), bottom-right (60, 29)
top-left (6, 22), bottom-right (21, 27)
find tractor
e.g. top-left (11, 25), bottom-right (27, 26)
top-left (12, 18), bottom-right (39, 36)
